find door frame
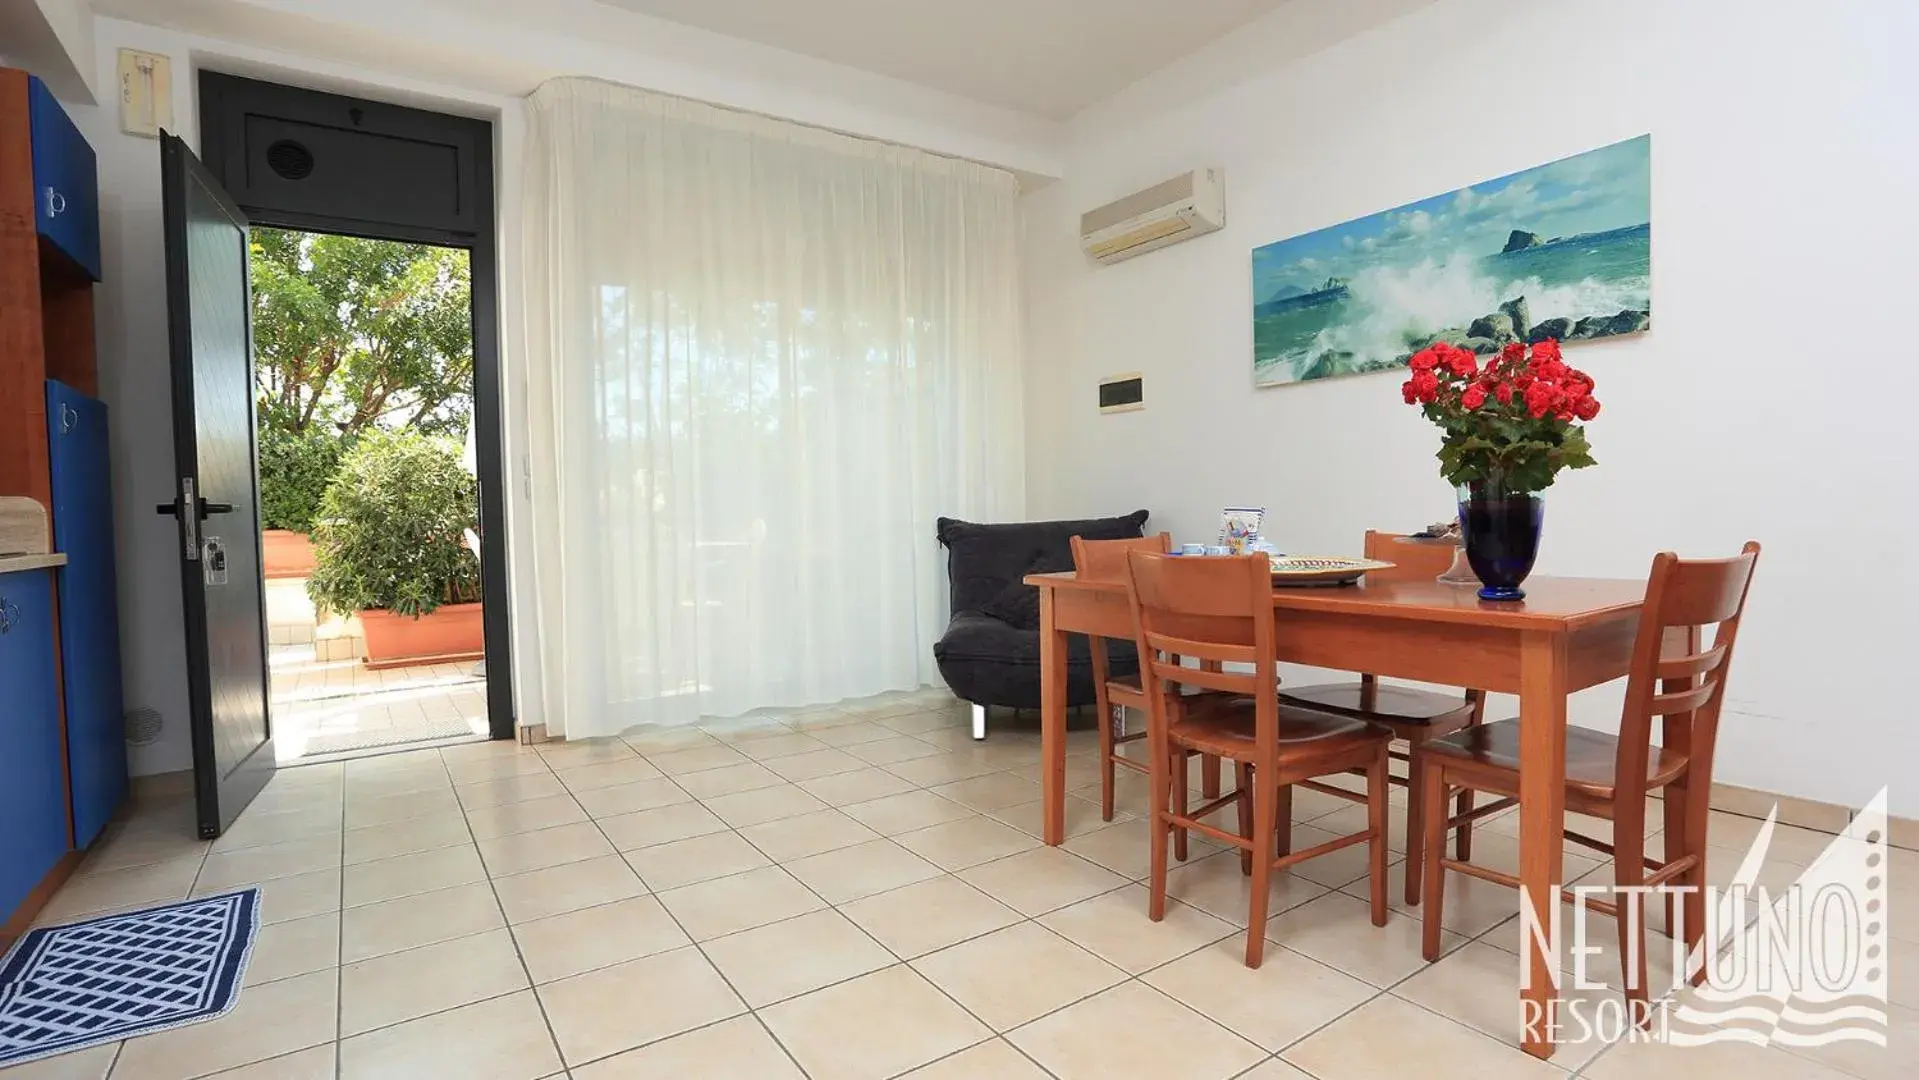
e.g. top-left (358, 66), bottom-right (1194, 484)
top-left (197, 74), bottom-right (515, 740)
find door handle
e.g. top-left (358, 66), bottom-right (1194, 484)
top-left (45, 187), bottom-right (65, 217)
top-left (155, 497), bottom-right (235, 520)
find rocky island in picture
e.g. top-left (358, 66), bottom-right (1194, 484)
top-left (1252, 135), bottom-right (1651, 387)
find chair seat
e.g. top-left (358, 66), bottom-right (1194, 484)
top-left (1106, 672), bottom-right (1144, 703)
top-left (1278, 682), bottom-right (1476, 726)
top-left (1420, 718), bottom-right (1690, 799)
top-left (1172, 698), bottom-right (1392, 760)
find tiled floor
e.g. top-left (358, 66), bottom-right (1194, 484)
top-left (268, 643), bottom-right (487, 763)
top-left (20, 690), bottom-right (1911, 1080)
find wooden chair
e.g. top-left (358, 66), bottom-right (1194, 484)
top-left (1125, 550), bottom-right (1394, 968)
top-left (1276, 530), bottom-right (1487, 903)
top-left (1414, 542), bottom-right (1761, 1017)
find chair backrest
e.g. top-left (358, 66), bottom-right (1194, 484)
top-left (1613, 542), bottom-right (1762, 801)
top-left (1124, 551), bottom-right (1279, 752)
top-left (1362, 529), bottom-right (1454, 583)
top-left (1070, 532), bottom-right (1172, 583)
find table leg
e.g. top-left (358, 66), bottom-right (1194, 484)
top-left (1517, 630), bottom-right (1569, 1060)
top-left (1039, 587), bottom-right (1069, 847)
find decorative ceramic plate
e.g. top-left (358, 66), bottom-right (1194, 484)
top-left (1268, 555), bottom-right (1394, 586)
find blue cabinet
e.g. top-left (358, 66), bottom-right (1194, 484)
top-left (27, 76), bottom-right (101, 281)
top-left (0, 570), bottom-right (70, 920)
top-left (47, 381), bottom-right (128, 848)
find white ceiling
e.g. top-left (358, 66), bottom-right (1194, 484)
top-left (597, 0), bottom-right (1295, 119)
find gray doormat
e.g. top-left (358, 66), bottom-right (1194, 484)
top-left (301, 715), bottom-right (484, 755)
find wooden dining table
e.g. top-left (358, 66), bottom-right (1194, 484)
top-left (1023, 569), bottom-right (1650, 1060)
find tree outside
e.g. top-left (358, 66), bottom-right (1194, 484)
top-left (251, 228), bottom-right (474, 533)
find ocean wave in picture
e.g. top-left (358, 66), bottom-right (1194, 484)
top-left (1251, 136), bottom-right (1652, 387)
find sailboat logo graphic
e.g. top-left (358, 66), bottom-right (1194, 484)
top-left (1665, 787), bottom-right (1891, 1047)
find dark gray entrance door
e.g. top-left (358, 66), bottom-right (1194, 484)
top-left (158, 132), bottom-right (274, 839)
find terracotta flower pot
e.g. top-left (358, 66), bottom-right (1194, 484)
top-left (261, 530), bottom-right (318, 579)
top-left (358, 602), bottom-right (485, 669)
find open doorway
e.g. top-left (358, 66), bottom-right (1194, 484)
top-left (253, 228), bottom-right (488, 761)
top-left (197, 70), bottom-right (513, 764)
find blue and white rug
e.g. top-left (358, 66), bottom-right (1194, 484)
top-left (0, 888), bottom-right (259, 1068)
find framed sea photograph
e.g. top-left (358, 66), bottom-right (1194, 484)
top-left (1251, 134), bottom-right (1651, 387)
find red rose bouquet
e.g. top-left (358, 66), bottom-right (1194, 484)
top-left (1401, 339), bottom-right (1599, 493)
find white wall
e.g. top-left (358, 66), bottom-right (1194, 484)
top-left (1024, 0), bottom-right (1919, 816)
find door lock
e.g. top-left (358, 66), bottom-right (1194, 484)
top-left (202, 536), bottom-right (229, 585)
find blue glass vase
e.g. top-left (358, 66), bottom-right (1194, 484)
top-left (1455, 482), bottom-right (1544, 601)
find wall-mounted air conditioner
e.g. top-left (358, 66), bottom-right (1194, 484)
top-left (1081, 168), bottom-right (1224, 265)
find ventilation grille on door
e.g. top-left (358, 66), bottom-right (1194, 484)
top-left (266, 139), bottom-right (314, 180)
top-left (125, 707), bottom-right (164, 747)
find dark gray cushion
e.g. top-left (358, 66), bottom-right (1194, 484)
top-left (935, 511), bottom-right (1149, 622)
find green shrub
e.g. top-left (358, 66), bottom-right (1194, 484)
top-left (307, 431), bottom-right (480, 617)
top-left (258, 426), bottom-right (348, 533)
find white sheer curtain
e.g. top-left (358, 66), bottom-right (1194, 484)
top-left (521, 78), bottom-right (1025, 738)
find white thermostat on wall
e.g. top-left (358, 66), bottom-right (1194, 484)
top-left (117, 49), bottom-right (173, 138)
top-left (1098, 372), bottom-right (1144, 414)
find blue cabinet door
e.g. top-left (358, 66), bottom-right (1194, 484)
top-left (28, 76), bottom-right (102, 281)
top-left (0, 570), bottom-right (70, 921)
top-left (47, 381), bottom-right (128, 849)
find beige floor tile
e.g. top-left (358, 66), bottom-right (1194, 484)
top-left (807, 721), bottom-right (904, 748)
top-left (492, 854), bottom-right (648, 924)
top-left (655, 865), bottom-right (826, 941)
top-left (839, 875), bottom-right (1023, 959)
top-left (339, 927), bottom-right (528, 1035)
top-left (1007, 980), bottom-right (1266, 1080)
top-left (464, 793), bottom-right (589, 841)
top-left (572, 778), bottom-right (692, 819)
top-left (0, 1042), bottom-right (118, 1079)
top-left (1283, 992), bottom-right (1562, 1080)
top-left (932, 773), bottom-right (1043, 813)
top-left (1704, 809), bottom-right (1843, 867)
top-left (1143, 936), bottom-right (1378, 1052)
top-left (571, 1014), bottom-right (804, 1079)
top-left (989, 797), bottom-right (1125, 842)
top-left (343, 786), bottom-right (462, 830)
top-left (1276, 823), bottom-right (1400, 891)
top-left (340, 881), bottom-right (505, 962)
top-left (702, 784), bottom-right (829, 828)
top-left (445, 752), bottom-right (552, 787)
top-left (1775, 1001), bottom-right (1916, 1080)
top-left (672, 762), bottom-right (786, 800)
top-left (842, 791), bottom-right (975, 835)
top-left (597, 801), bottom-right (730, 852)
top-left (624, 832), bottom-right (770, 892)
top-left (704, 908), bottom-right (897, 1007)
top-left (454, 771), bottom-right (569, 810)
top-left (1394, 941), bottom-right (1615, 1072)
top-left (1162, 850), bottom-right (1327, 928)
top-left (845, 735), bottom-right (946, 767)
top-left (538, 736), bottom-right (640, 770)
top-left (512, 894), bottom-right (690, 984)
top-left (739, 808), bottom-right (881, 863)
top-left (339, 989), bottom-right (563, 1080)
top-left (538, 946), bottom-right (746, 1066)
top-left (619, 725), bottom-right (723, 755)
top-left (196, 834), bottom-right (343, 893)
top-left (736, 732), bottom-right (832, 761)
top-left (341, 844), bottom-right (485, 908)
top-left (556, 758), bottom-right (665, 794)
top-left (203, 1044), bottom-right (336, 1079)
top-left (343, 811), bottom-right (472, 864)
top-left (1059, 819), bottom-right (1165, 880)
top-left (645, 743), bottom-right (753, 776)
top-left (112, 969), bottom-right (338, 1080)
top-left (1233, 1062), bottom-right (1316, 1080)
top-left (898, 1038), bottom-right (1051, 1079)
top-left (196, 865), bottom-right (340, 925)
top-left (958, 848), bottom-right (1130, 917)
top-left (914, 922), bottom-right (1125, 1031)
top-left (759, 964), bottom-right (992, 1080)
top-left (40, 856), bottom-right (202, 921)
top-left (206, 804), bottom-right (334, 856)
top-left (798, 767), bottom-right (920, 807)
top-left (477, 821), bottom-right (614, 877)
top-left (1039, 884), bottom-right (1236, 973)
top-left (1352, 858), bottom-right (1527, 939)
top-left (1266, 891), bottom-right (1462, 988)
top-left (244, 910), bottom-right (340, 986)
top-left (883, 751), bottom-right (1002, 788)
top-left (765, 747), bottom-right (870, 782)
top-left (785, 839), bottom-right (944, 904)
top-left (895, 816), bottom-right (1040, 872)
top-left (1584, 1037), bottom-right (1861, 1080)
